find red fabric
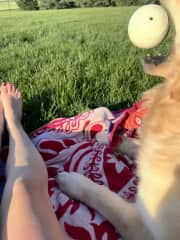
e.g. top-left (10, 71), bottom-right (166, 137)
top-left (29, 104), bottom-right (145, 240)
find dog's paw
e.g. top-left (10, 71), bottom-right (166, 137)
top-left (115, 136), bottom-right (139, 159)
top-left (56, 172), bottom-right (91, 200)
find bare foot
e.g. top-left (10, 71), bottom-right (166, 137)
top-left (0, 83), bottom-right (22, 127)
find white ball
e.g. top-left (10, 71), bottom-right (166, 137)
top-left (128, 4), bottom-right (169, 49)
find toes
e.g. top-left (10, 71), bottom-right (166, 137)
top-left (7, 83), bottom-right (16, 94)
top-left (0, 83), bottom-right (8, 94)
top-left (11, 84), bottom-right (16, 93)
top-left (0, 83), bottom-right (20, 97)
top-left (16, 88), bottom-right (21, 99)
top-left (6, 83), bottom-right (12, 93)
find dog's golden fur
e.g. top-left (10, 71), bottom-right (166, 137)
top-left (57, 1), bottom-right (180, 239)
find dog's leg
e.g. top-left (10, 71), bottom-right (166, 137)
top-left (115, 136), bottom-right (139, 159)
top-left (56, 172), bottom-right (152, 240)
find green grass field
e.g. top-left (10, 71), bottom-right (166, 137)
top-left (0, 7), bottom-right (173, 132)
top-left (0, 1), bottom-right (18, 10)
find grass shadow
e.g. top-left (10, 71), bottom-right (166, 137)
top-left (108, 100), bottom-right (131, 112)
top-left (22, 88), bottom-right (55, 133)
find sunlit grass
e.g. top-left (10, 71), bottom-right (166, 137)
top-left (0, 7), bottom-right (173, 131)
top-left (0, 1), bottom-right (18, 10)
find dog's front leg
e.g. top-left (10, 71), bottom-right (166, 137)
top-left (115, 136), bottom-right (139, 159)
top-left (56, 172), bottom-right (152, 240)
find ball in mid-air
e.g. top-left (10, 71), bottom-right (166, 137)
top-left (128, 4), bottom-right (169, 49)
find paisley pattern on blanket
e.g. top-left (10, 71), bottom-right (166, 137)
top-left (29, 103), bottom-right (144, 240)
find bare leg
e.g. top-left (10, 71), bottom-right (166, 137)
top-left (0, 83), bottom-right (65, 240)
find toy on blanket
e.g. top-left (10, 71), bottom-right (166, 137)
top-left (96, 102), bottom-right (147, 159)
top-left (128, 4), bottom-right (169, 49)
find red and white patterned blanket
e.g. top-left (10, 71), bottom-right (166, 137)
top-left (29, 102), bottom-right (145, 240)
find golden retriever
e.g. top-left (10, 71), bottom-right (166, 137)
top-left (57, 1), bottom-right (180, 239)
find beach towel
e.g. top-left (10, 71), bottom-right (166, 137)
top-left (0, 102), bottom-right (145, 239)
top-left (30, 102), bottom-right (144, 240)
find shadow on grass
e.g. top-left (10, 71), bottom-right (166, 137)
top-left (22, 88), bottom-right (54, 133)
top-left (23, 97), bottom-right (132, 133)
top-left (108, 100), bottom-right (131, 112)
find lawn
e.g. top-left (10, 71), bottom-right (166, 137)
top-left (0, 7), bottom-right (173, 132)
top-left (0, 0), bottom-right (18, 10)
